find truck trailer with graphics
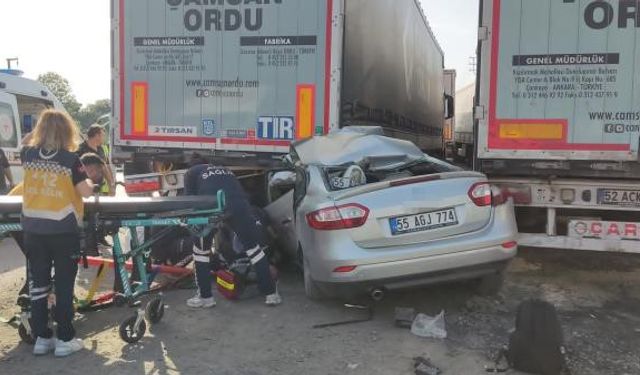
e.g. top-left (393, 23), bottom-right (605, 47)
top-left (475, 0), bottom-right (640, 252)
top-left (111, 0), bottom-right (452, 196)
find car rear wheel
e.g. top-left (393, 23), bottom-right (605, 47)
top-left (476, 270), bottom-right (505, 296)
top-left (302, 254), bottom-right (325, 300)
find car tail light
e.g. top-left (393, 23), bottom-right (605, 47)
top-left (125, 177), bottom-right (161, 194)
top-left (333, 265), bottom-right (357, 273)
top-left (511, 190), bottom-right (532, 204)
top-left (490, 184), bottom-right (533, 206)
top-left (491, 185), bottom-right (509, 206)
top-left (306, 204), bottom-right (369, 230)
top-left (501, 241), bottom-right (518, 249)
top-left (495, 183), bottom-right (532, 205)
top-left (468, 182), bottom-right (492, 206)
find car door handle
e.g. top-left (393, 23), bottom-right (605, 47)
top-left (281, 218), bottom-right (292, 225)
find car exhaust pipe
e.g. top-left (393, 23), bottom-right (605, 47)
top-left (370, 288), bottom-right (385, 302)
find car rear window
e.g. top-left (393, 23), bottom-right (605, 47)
top-left (323, 155), bottom-right (461, 191)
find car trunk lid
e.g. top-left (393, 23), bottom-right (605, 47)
top-left (331, 172), bottom-right (492, 249)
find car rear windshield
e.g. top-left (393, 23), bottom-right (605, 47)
top-left (323, 155), bottom-right (461, 191)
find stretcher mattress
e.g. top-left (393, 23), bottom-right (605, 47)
top-left (0, 196), bottom-right (221, 216)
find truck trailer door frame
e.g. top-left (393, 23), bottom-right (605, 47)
top-left (111, 0), bottom-right (345, 153)
top-left (476, 0), bottom-right (638, 162)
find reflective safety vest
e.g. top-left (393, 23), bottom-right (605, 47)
top-left (99, 144), bottom-right (111, 195)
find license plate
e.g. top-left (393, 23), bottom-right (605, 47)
top-left (597, 189), bottom-right (640, 206)
top-left (390, 208), bottom-right (458, 235)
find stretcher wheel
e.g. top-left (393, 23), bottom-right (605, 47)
top-left (18, 322), bottom-right (35, 345)
top-left (145, 297), bottom-right (165, 324)
top-left (119, 315), bottom-right (146, 344)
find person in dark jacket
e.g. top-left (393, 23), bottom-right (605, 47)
top-left (184, 156), bottom-right (281, 307)
top-left (77, 124), bottom-right (113, 196)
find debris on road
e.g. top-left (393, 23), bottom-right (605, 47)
top-left (464, 296), bottom-right (508, 314)
top-left (347, 363), bottom-right (359, 370)
top-left (413, 356), bottom-right (441, 375)
top-left (312, 304), bottom-right (373, 329)
top-left (506, 300), bottom-right (566, 375)
top-left (411, 311), bottom-right (447, 339)
top-left (395, 307), bottom-right (416, 328)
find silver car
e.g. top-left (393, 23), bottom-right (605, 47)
top-left (266, 128), bottom-right (518, 299)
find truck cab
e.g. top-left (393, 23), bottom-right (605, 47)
top-left (0, 70), bottom-right (64, 181)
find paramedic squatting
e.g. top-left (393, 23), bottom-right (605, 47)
top-left (184, 156), bottom-right (282, 307)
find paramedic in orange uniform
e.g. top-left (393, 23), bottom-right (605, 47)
top-left (21, 110), bottom-right (94, 357)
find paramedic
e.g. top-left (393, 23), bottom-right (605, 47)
top-left (22, 110), bottom-right (94, 357)
top-left (11, 154), bottom-right (106, 307)
top-left (184, 157), bottom-right (281, 307)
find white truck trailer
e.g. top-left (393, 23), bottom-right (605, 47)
top-left (110, 0), bottom-right (453, 198)
top-left (475, 0), bottom-right (640, 252)
top-left (453, 82), bottom-right (475, 166)
top-left (443, 69), bottom-right (456, 158)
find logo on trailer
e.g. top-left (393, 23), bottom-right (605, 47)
top-left (582, 0), bottom-right (640, 30)
top-left (150, 126), bottom-right (197, 138)
top-left (202, 119), bottom-right (216, 136)
top-left (573, 221), bottom-right (588, 236)
top-left (226, 129), bottom-right (248, 139)
top-left (257, 116), bottom-right (294, 140)
top-left (572, 220), bottom-right (640, 240)
top-left (167, 0), bottom-right (285, 32)
top-left (604, 124), bottom-right (625, 134)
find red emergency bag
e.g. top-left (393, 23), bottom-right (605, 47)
top-left (216, 269), bottom-right (240, 300)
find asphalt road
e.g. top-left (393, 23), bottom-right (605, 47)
top-left (1, 235), bottom-right (639, 375)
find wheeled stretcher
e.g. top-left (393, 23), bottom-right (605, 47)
top-left (0, 191), bottom-right (226, 343)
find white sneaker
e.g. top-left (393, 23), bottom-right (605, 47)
top-left (33, 337), bottom-right (55, 356)
top-left (265, 292), bottom-right (282, 306)
top-left (54, 338), bottom-right (84, 357)
top-left (186, 294), bottom-right (216, 308)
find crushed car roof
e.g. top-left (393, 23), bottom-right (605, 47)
top-left (292, 127), bottom-right (425, 167)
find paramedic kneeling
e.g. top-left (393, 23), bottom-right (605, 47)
top-left (22, 110), bottom-right (95, 357)
top-left (184, 159), bottom-right (282, 307)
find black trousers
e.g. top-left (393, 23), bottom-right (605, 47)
top-left (10, 231), bottom-right (29, 297)
top-left (24, 232), bottom-right (79, 341)
top-left (193, 197), bottom-right (275, 298)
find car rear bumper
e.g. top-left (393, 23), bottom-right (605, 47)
top-left (316, 242), bottom-right (515, 285)
top-left (302, 201), bottom-right (518, 290)
top-left (318, 259), bottom-right (511, 297)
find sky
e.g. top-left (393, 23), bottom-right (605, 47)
top-left (0, 0), bottom-right (478, 106)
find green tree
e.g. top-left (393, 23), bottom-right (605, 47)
top-left (37, 72), bottom-right (82, 119)
top-left (76, 99), bottom-right (111, 130)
